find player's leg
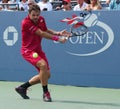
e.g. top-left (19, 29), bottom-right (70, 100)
top-left (15, 71), bottom-right (50, 100)
top-left (43, 70), bottom-right (51, 101)
top-left (29, 74), bottom-right (40, 85)
top-left (36, 59), bottom-right (52, 102)
top-left (15, 51), bottom-right (51, 101)
top-left (28, 70), bottom-right (50, 85)
top-left (15, 51), bottom-right (40, 99)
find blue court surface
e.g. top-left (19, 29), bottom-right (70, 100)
top-left (0, 81), bottom-right (120, 109)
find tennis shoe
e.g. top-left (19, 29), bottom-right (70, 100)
top-left (15, 86), bottom-right (30, 99)
top-left (43, 91), bottom-right (52, 102)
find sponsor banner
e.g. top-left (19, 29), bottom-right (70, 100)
top-left (0, 11), bottom-right (120, 88)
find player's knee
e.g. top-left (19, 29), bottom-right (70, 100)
top-left (37, 60), bottom-right (47, 70)
top-left (40, 63), bottom-right (47, 70)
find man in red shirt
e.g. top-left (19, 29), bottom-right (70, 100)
top-left (15, 5), bottom-right (70, 102)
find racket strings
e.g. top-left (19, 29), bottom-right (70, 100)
top-left (71, 25), bottom-right (88, 36)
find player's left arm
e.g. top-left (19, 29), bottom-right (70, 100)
top-left (35, 28), bottom-right (68, 43)
top-left (46, 29), bottom-right (60, 36)
top-left (46, 29), bottom-right (71, 37)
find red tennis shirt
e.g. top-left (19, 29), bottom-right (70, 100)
top-left (21, 15), bottom-right (47, 54)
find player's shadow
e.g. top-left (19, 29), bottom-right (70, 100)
top-left (54, 100), bottom-right (120, 107)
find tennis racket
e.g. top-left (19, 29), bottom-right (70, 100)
top-left (61, 16), bottom-right (88, 39)
top-left (70, 23), bottom-right (88, 37)
top-left (60, 12), bottom-right (89, 39)
top-left (63, 24), bottom-right (88, 40)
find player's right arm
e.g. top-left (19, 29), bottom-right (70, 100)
top-left (22, 18), bottom-right (68, 43)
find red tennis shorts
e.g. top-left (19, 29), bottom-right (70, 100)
top-left (21, 50), bottom-right (50, 72)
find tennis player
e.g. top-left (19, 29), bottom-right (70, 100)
top-left (15, 4), bottom-right (70, 102)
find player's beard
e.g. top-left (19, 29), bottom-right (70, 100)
top-left (32, 18), bottom-right (39, 24)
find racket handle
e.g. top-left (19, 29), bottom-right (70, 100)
top-left (61, 36), bottom-right (70, 40)
top-left (65, 37), bottom-right (68, 40)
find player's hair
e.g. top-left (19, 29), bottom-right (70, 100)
top-left (28, 4), bottom-right (41, 13)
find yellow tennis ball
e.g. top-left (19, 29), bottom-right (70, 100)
top-left (33, 52), bottom-right (38, 58)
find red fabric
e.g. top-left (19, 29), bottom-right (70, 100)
top-left (21, 15), bottom-right (47, 53)
top-left (21, 15), bottom-right (49, 72)
top-left (22, 50), bottom-right (50, 72)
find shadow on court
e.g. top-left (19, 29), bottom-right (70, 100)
top-left (54, 100), bottom-right (120, 107)
top-left (0, 81), bottom-right (120, 109)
